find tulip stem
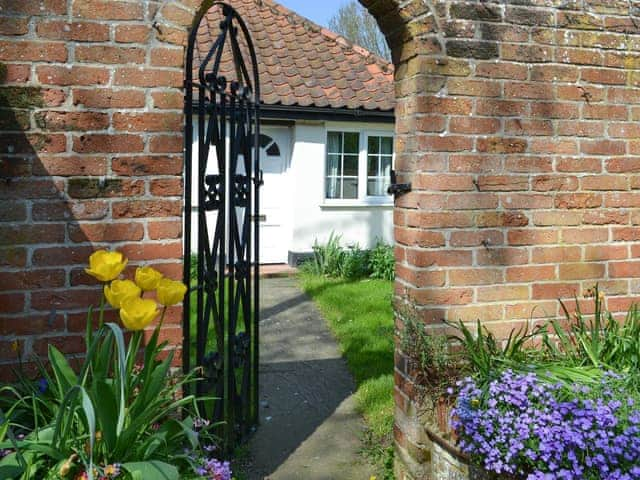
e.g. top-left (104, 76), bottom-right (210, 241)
top-left (98, 290), bottom-right (106, 329)
top-left (158, 306), bottom-right (167, 330)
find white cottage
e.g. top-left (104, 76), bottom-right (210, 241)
top-left (193, 0), bottom-right (395, 265)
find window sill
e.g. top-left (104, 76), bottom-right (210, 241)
top-left (320, 199), bottom-right (393, 209)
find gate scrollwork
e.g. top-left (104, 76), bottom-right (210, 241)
top-left (183, 2), bottom-right (261, 450)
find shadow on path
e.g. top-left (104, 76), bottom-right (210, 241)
top-left (243, 277), bottom-right (373, 479)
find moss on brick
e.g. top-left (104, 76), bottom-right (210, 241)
top-left (446, 40), bottom-right (498, 59)
top-left (0, 110), bottom-right (30, 130)
top-left (67, 178), bottom-right (125, 199)
top-left (0, 86), bottom-right (45, 110)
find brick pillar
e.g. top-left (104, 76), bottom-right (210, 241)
top-left (0, 0), bottom-right (199, 377)
top-left (361, 0), bottom-right (640, 477)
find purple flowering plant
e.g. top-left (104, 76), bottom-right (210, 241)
top-left (450, 286), bottom-right (640, 479)
top-left (453, 370), bottom-right (640, 479)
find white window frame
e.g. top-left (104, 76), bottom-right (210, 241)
top-left (322, 124), bottom-right (394, 207)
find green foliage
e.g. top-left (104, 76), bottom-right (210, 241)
top-left (339, 244), bottom-right (371, 280)
top-left (0, 311), bottom-right (216, 480)
top-left (303, 233), bottom-right (393, 282)
top-left (534, 285), bottom-right (640, 389)
top-left (441, 284), bottom-right (640, 393)
top-left (307, 232), bottom-right (344, 277)
top-left (299, 273), bottom-right (394, 478)
top-left (368, 242), bottom-right (394, 281)
top-left (447, 319), bottom-right (536, 387)
top-left (401, 313), bottom-right (454, 377)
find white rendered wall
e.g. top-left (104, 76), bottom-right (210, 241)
top-left (288, 120), bottom-right (394, 254)
top-left (188, 118), bottom-right (394, 260)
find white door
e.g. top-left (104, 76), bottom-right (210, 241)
top-left (258, 127), bottom-right (290, 264)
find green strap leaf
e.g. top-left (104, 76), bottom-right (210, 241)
top-left (48, 346), bottom-right (77, 398)
top-left (104, 322), bottom-right (127, 436)
top-left (122, 461), bottom-right (179, 480)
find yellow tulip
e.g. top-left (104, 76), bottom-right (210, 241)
top-left (119, 297), bottom-right (158, 331)
top-left (157, 278), bottom-right (188, 306)
top-left (85, 250), bottom-right (127, 282)
top-left (104, 279), bottom-right (141, 309)
top-left (135, 266), bottom-right (163, 291)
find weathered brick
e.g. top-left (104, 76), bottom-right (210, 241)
top-left (36, 20), bottom-right (109, 41)
top-left (72, 88), bottom-right (146, 109)
top-left (112, 112), bottom-right (183, 132)
top-left (33, 200), bottom-right (109, 221)
top-left (75, 45), bottom-right (145, 64)
top-left (114, 24), bottom-right (151, 43)
top-left (150, 178), bottom-right (183, 196)
top-left (112, 200), bottom-right (182, 218)
top-left (114, 68), bottom-right (182, 88)
top-left (72, 0), bottom-right (144, 20)
top-left (0, 41), bottom-right (67, 62)
top-left (0, 17), bottom-right (29, 35)
top-left (34, 111), bottom-right (109, 131)
top-left (73, 134), bottom-right (144, 153)
top-left (148, 221), bottom-right (182, 240)
top-left (0, 0), bottom-right (66, 15)
top-left (36, 66), bottom-right (109, 86)
top-left (151, 90), bottom-right (183, 109)
top-left (34, 156), bottom-right (107, 176)
top-left (67, 177), bottom-right (144, 198)
top-left (150, 47), bottom-right (184, 67)
top-left (111, 155), bottom-right (183, 176)
top-left (68, 222), bottom-right (145, 242)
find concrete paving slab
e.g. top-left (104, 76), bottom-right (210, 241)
top-left (243, 277), bottom-right (374, 480)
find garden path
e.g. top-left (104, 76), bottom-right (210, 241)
top-left (241, 276), bottom-right (374, 479)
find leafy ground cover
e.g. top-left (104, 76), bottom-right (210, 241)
top-left (299, 272), bottom-right (395, 478)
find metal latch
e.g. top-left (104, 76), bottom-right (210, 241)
top-left (387, 170), bottom-right (411, 197)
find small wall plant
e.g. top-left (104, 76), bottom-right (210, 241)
top-left (0, 251), bottom-right (233, 480)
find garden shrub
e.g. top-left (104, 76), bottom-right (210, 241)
top-left (368, 242), bottom-right (394, 281)
top-left (304, 233), bottom-right (393, 282)
top-left (309, 232), bottom-right (344, 278)
top-left (339, 243), bottom-right (370, 280)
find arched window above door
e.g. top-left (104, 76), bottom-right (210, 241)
top-left (259, 134), bottom-right (281, 157)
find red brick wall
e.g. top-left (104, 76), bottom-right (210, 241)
top-left (3, 0), bottom-right (640, 475)
top-left (361, 0), bottom-right (640, 477)
top-left (0, 0), bottom-right (197, 377)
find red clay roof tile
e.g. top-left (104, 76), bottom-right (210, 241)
top-left (193, 0), bottom-right (394, 112)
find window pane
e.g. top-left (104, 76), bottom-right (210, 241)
top-left (367, 178), bottom-right (385, 196)
top-left (326, 154), bottom-right (341, 176)
top-left (344, 132), bottom-right (359, 154)
top-left (368, 136), bottom-right (379, 155)
top-left (343, 154), bottom-right (358, 176)
top-left (325, 177), bottom-right (341, 199)
top-left (367, 155), bottom-right (378, 176)
top-left (327, 132), bottom-right (342, 154)
top-left (343, 177), bottom-right (358, 199)
top-left (382, 157), bottom-right (392, 177)
top-left (381, 136), bottom-right (393, 155)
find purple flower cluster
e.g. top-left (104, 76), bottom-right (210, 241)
top-left (195, 457), bottom-right (232, 480)
top-left (452, 370), bottom-right (640, 480)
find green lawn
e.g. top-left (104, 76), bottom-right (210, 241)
top-left (298, 273), bottom-right (395, 475)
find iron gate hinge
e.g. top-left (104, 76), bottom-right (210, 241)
top-left (387, 170), bottom-right (411, 197)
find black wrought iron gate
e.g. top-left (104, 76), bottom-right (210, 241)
top-left (183, 2), bottom-right (261, 449)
